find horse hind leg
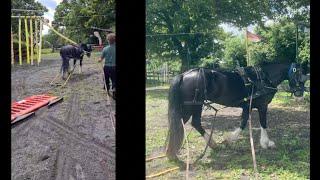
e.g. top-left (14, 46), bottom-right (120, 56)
top-left (61, 58), bottom-right (69, 80)
top-left (191, 105), bottom-right (217, 149)
top-left (79, 65), bottom-right (82, 74)
top-left (79, 59), bottom-right (83, 74)
top-left (224, 105), bottom-right (249, 143)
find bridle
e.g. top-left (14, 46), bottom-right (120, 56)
top-left (287, 63), bottom-right (305, 95)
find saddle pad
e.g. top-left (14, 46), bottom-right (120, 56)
top-left (11, 94), bottom-right (59, 122)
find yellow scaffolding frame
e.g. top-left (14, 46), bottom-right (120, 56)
top-left (29, 18), bottom-right (34, 65)
top-left (12, 15), bottom-right (78, 66)
top-left (11, 27), bottom-right (14, 66)
top-left (18, 18), bottom-right (22, 65)
top-left (24, 17), bottom-right (30, 64)
top-left (12, 16), bottom-right (43, 66)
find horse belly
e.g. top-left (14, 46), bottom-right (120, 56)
top-left (210, 82), bottom-right (247, 107)
top-left (60, 46), bottom-right (79, 59)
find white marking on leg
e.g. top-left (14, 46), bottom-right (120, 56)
top-left (260, 127), bottom-right (275, 149)
top-left (225, 127), bottom-right (242, 143)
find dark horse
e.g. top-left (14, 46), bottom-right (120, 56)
top-left (60, 43), bottom-right (92, 79)
top-left (166, 62), bottom-right (309, 159)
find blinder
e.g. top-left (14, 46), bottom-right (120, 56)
top-left (288, 63), bottom-right (307, 97)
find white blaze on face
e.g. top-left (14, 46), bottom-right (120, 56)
top-left (94, 31), bottom-right (102, 46)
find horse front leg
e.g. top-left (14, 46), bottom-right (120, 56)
top-left (224, 104), bottom-right (249, 143)
top-left (191, 105), bottom-right (217, 149)
top-left (62, 58), bottom-right (69, 80)
top-left (79, 58), bottom-right (83, 74)
top-left (72, 59), bottom-right (77, 73)
top-left (258, 105), bottom-right (275, 149)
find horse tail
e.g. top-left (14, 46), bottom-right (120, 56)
top-left (166, 74), bottom-right (184, 159)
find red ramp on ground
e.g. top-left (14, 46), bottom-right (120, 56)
top-left (11, 94), bottom-right (60, 123)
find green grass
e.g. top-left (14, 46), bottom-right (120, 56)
top-left (272, 91), bottom-right (310, 108)
top-left (146, 88), bottom-right (310, 179)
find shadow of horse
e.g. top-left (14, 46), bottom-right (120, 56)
top-left (68, 71), bottom-right (96, 83)
top-left (198, 108), bottom-right (309, 176)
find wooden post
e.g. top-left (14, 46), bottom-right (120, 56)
top-left (30, 18), bottom-right (34, 65)
top-left (18, 18), bottom-right (22, 65)
top-left (296, 23), bottom-right (299, 62)
top-left (24, 18), bottom-right (30, 64)
top-left (38, 18), bottom-right (43, 64)
top-left (35, 18), bottom-right (39, 66)
top-left (245, 28), bottom-right (249, 66)
top-left (11, 27), bottom-right (14, 66)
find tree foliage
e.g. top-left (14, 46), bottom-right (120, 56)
top-left (11, 0), bottom-right (48, 39)
top-left (250, 18), bottom-right (309, 65)
top-left (146, 0), bottom-right (310, 72)
top-left (53, 0), bottom-right (115, 44)
top-left (223, 36), bottom-right (247, 69)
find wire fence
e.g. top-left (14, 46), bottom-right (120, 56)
top-left (146, 62), bottom-right (179, 86)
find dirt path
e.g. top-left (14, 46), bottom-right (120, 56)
top-left (11, 57), bottom-right (115, 180)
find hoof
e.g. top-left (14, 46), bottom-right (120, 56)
top-left (208, 141), bottom-right (217, 149)
top-left (204, 133), bottom-right (217, 149)
top-left (224, 128), bottom-right (241, 143)
top-left (260, 139), bottom-right (276, 149)
top-left (224, 134), bottom-right (238, 143)
top-left (268, 140), bottom-right (276, 148)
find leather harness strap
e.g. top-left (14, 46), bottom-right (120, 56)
top-left (182, 66), bottom-right (277, 107)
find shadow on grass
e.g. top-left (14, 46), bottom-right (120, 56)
top-left (197, 107), bottom-right (309, 177)
top-left (68, 71), bottom-right (96, 83)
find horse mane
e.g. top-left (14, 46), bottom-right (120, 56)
top-left (256, 61), bottom-right (291, 67)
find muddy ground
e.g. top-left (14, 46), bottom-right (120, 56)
top-left (11, 57), bottom-right (115, 180)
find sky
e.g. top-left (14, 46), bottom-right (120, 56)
top-left (36, 0), bottom-right (62, 34)
top-left (35, 0), bottom-right (264, 36)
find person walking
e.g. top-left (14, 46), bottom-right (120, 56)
top-left (98, 33), bottom-right (116, 97)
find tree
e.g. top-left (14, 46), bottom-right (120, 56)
top-left (223, 36), bottom-right (247, 69)
top-left (53, 0), bottom-right (115, 44)
top-left (146, 0), bottom-right (310, 72)
top-left (248, 16), bottom-right (309, 66)
top-left (43, 29), bottom-right (64, 52)
top-left (11, 0), bottom-right (48, 39)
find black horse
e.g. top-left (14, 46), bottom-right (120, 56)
top-left (60, 43), bottom-right (92, 79)
top-left (166, 62), bottom-right (309, 159)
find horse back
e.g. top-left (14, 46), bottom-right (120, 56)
top-left (60, 45), bottom-right (81, 59)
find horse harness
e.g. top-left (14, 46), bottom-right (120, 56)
top-left (183, 67), bottom-right (278, 109)
top-left (235, 66), bottom-right (277, 97)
